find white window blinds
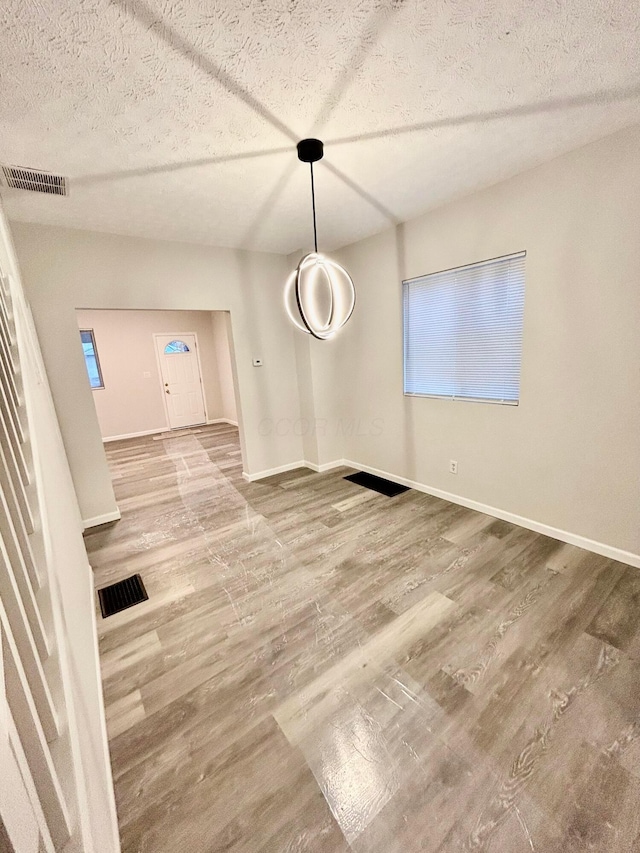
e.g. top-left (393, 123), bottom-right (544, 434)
top-left (403, 251), bottom-right (526, 404)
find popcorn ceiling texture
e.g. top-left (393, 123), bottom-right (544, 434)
top-left (1, 0), bottom-right (639, 254)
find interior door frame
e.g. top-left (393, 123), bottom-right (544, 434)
top-left (153, 331), bottom-right (208, 430)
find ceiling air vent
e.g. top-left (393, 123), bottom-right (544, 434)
top-left (1, 165), bottom-right (68, 196)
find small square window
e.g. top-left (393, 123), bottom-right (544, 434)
top-left (80, 329), bottom-right (104, 389)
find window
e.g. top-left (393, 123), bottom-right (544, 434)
top-left (80, 329), bottom-right (104, 389)
top-left (403, 252), bottom-right (525, 405)
top-left (164, 340), bottom-right (190, 354)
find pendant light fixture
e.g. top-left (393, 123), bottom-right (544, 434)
top-left (284, 139), bottom-right (356, 340)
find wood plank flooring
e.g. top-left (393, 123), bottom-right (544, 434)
top-left (84, 424), bottom-right (640, 852)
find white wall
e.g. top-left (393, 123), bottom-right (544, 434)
top-left (11, 225), bottom-right (303, 526)
top-left (310, 125), bottom-right (640, 561)
top-left (211, 311), bottom-right (238, 424)
top-left (9, 125), bottom-right (640, 563)
top-left (75, 308), bottom-right (235, 440)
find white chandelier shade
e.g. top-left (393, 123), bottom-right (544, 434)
top-left (284, 252), bottom-right (356, 340)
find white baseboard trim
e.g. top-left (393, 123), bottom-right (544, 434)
top-left (242, 461), bottom-right (306, 482)
top-left (340, 458), bottom-right (640, 569)
top-left (305, 460), bottom-right (349, 473)
top-left (207, 418), bottom-right (239, 427)
top-left (82, 509), bottom-right (121, 531)
top-left (240, 455), bottom-right (639, 567)
top-left (242, 457), bottom-right (349, 482)
top-left (103, 427), bottom-right (168, 443)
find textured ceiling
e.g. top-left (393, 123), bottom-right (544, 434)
top-left (1, 0), bottom-right (639, 254)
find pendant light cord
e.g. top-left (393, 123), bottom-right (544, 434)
top-left (310, 161), bottom-right (318, 253)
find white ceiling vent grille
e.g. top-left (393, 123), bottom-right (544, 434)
top-left (1, 165), bottom-right (68, 196)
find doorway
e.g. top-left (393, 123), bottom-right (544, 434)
top-left (154, 333), bottom-right (206, 429)
top-left (75, 308), bottom-right (239, 444)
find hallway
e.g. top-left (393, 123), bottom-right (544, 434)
top-left (85, 424), bottom-right (640, 853)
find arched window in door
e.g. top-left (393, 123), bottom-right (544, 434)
top-left (164, 340), bottom-right (190, 354)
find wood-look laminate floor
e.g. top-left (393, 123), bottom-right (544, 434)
top-left (85, 424), bottom-right (640, 853)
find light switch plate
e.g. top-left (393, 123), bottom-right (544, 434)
top-left (252, 358), bottom-right (263, 366)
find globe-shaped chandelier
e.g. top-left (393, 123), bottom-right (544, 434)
top-left (284, 139), bottom-right (356, 340)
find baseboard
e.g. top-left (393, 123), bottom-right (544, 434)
top-left (242, 457), bottom-right (351, 482)
top-left (305, 460), bottom-right (349, 473)
top-left (82, 509), bottom-right (121, 531)
top-left (340, 458), bottom-right (640, 569)
top-left (242, 460), bottom-right (307, 482)
top-left (239, 454), bottom-right (639, 567)
top-left (102, 421), bottom-right (237, 442)
top-left (103, 427), bottom-right (168, 443)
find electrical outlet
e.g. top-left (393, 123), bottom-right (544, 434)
top-left (449, 460), bottom-right (458, 474)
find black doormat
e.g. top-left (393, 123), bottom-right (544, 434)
top-left (98, 574), bottom-right (148, 618)
top-left (344, 471), bottom-right (410, 497)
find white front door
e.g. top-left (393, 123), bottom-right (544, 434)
top-left (155, 334), bottom-right (207, 429)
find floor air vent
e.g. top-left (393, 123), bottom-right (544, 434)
top-left (1, 165), bottom-right (68, 196)
top-left (344, 471), bottom-right (410, 497)
top-left (98, 574), bottom-right (148, 618)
